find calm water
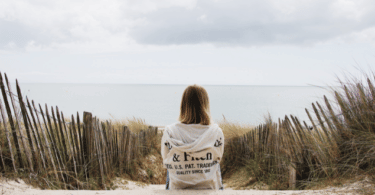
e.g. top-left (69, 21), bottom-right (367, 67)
top-left (14, 84), bottom-right (332, 126)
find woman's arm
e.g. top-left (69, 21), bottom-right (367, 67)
top-left (161, 130), bottom-right (170, 161)
top-left (219, 129), bottom-right (225, 158)
top-left (213, 126), bottom-right (225, 160)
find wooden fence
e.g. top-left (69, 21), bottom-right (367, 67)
top-left (223, 77), bottom-right (375, 189)
top-left (0, 72), bottom-right (158, 189)
top-left (224, 100), bottom-right (343, 189)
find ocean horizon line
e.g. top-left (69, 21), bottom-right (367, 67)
top-left (12, 82), bottom-right (332, 87)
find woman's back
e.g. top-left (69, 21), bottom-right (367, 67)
top-left (161, 122), bottom-right (224, 190)
top-left (161, 84), bottom-right (224, 190)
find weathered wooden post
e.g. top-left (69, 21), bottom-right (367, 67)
top-left (119, 126), bottom-right (126, 174)
top-left (41, 104), bottom-right (66, 187)
top-left (98, 121), bottom-right (108, 175)
top-left (0, 73), bottom-right (24, 168)
top-left (61, 112), bottom-right (78, 187)
top-left (125, 127), bottom-right (132, 170)
top-left (289, 161), bottom-right (296, 189)
top-left (52, 106), bottom-right (66, 163)
top-left (77, 113), bottom-right (85, 170)
top-left (94, 119), bottom-right (105, 189)
top-left (71, 115), bottom-right (82, 167)
top-left (16, 80), bottom-right (39, 171)
top-left (26, 98), bottom-right (47, 170)
top-left (83, 112), bottom-right (93, 179)
top-left (283, 116), bottom-right (297, 189)
top-left (0, 73), bottom-right (25, 170)
top-left (31, 101), bottom-right (59, 181)
top-left (0, 100), bottom-right (17, 172)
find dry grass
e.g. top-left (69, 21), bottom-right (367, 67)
top-left (217, 118), bottom-right (254, 139)
top-left (108, 115), bottom-right (149, 134)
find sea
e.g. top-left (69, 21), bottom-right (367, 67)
top-left (15, 84), bottom-right (334, 126)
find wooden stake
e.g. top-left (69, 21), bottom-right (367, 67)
top-left (43, 104), bottom-right (66, 185)
top-left (32, 101), bottom-right (59, 181)
top-left (289, 161), bottom-right (296, 189)
top-left (26, 98), bottom-right (47, 169)
top-left (61, 112), bottom-right (78, 189)
top-left (51, 106), bottom-right (66, 163)
top-left (16, 80), bottom-right (38, 171)
top-left (0, 100), bottom-right (17, 172)
top-left (0, 73), bottom-right (24, 169)
top-left (83, 112), bottom-right (92, 178)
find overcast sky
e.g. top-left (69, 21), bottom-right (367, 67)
top-left (1, 0), bottom-right (375, 86)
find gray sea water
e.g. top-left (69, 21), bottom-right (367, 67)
top-left (16, 84), bottom-right (333, 126)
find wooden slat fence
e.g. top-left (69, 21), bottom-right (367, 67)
top-left (0, 72), bottom-right (158, 189)
top-left (223, 92), bottom-right (362, 189)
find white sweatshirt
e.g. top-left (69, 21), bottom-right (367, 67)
top-left (161, 122), bottom-right (224, 190)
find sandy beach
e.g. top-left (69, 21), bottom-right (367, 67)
top-left (1, 177), bottom-right (371, 195)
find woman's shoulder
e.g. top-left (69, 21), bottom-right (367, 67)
top-left (167, 122), bottom-right (220, 128)
top-left (164, 122), bottom-right (183, 135)
top-left (210, 123), bottom-right (224, 135)
top-left (165, 122), bottom-right (222, 133)
top-left (165, 122), bottom-right (180, 130)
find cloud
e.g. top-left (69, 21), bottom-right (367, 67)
top-left (0, 20), bottom-right (39, 49)
top-left (0, 0), bottom-right (130, 51)
top-left (1, 0), bottom-right (375, 51)
top-left (128, 0), bottom-right (375, 46)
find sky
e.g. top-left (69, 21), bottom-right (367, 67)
top-left (1, 0), bottom-right (375, 86)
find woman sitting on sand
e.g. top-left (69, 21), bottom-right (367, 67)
top-left (161, 84), bottom-right (224, 190)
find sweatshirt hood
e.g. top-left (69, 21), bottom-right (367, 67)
top-left (164, 122), bottom-right (222, 153)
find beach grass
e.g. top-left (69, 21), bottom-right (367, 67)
top-left (217, 118), bottom-right (254, 140)
top-left (108, 115), bottom-right (149, 134)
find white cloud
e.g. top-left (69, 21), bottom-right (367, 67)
top-left (19, 71), bottom-right (52, 76)
top-left (6, 42), bottom-right (17, 49)
top-left (198, 14), bottom-right (207, 22)
top-left (129, 0), bottom-right (375, 46)
top-left (0, 0), bottom-right (375, 52)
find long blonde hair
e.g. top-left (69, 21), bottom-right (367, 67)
top-left (179, 84), bottom-right (211, 125)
